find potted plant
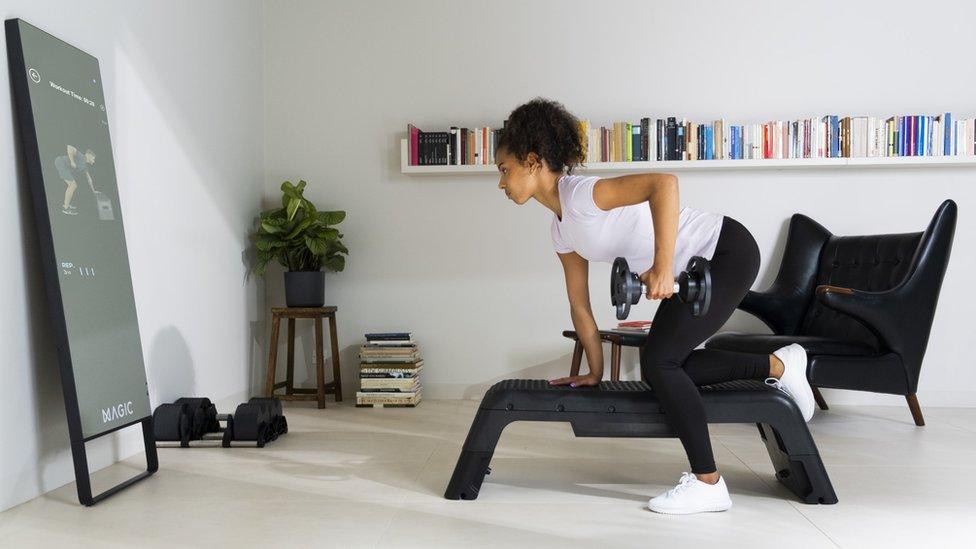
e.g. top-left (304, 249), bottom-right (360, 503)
top-left (252, 180), bottom-right (348, 307)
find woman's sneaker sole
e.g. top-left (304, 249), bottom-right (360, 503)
top-left (648, 502), bottom-right (732, 514)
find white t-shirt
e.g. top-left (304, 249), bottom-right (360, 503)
top-left (550, 174), bottom-right (724, 277)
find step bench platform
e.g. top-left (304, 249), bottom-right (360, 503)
top-left (445, 379), bottom-right (837, 504)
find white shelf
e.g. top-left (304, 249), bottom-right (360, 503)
top-left (399, 139), bottom-right (976, 175)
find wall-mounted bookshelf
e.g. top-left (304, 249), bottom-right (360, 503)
top-left (400, 139), bottom-right (976, 175)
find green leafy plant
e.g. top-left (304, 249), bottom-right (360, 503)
top-left (252, 180), bottom-right (348, 275)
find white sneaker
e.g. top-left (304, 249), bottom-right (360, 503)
top-left (767, 343), bottom-right (815, 422)
top-left (647, 472), bottom-right (732, 514)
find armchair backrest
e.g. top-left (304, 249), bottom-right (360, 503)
top-left (742, 213), bottom-right (831, 336)
top-left (800, 232), bottom-right (923, 350)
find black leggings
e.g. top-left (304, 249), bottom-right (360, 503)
top-left (640, 217), bottom-right (768, 474)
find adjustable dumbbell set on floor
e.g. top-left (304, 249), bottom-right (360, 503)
top-left (152, 397), bottom-right (288, 448)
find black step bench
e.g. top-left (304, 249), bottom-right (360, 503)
top-left (445, 379), bottom-right (837, 504)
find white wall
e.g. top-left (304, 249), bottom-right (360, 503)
top-left (0, 1), bottom-right (265, 511)
top-left (263, 0), bottom-right (976, 406)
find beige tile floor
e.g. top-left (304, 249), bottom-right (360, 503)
top-left (1, 399), bottom-right (974, 548)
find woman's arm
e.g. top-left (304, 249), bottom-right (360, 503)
top-left (594, 173), bottom-right (679, 299)
top-left (549, 251), bottom-right (604, 387)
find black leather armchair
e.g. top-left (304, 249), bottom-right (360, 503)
top-left (705, 200), bottom-right (957, 426)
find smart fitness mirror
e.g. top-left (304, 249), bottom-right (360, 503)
top-left (6, 18), bottom-right (157, 506)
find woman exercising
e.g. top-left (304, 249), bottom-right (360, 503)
top-left (54, 144), bottom-right (97, 216)
top-left (495, 98), bottom-right (815, 515)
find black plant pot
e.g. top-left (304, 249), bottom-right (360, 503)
top-left (284, 271), bottom-right (325, 307)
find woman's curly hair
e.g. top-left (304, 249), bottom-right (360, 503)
top-left (497, 98), bottom-right (585, 174)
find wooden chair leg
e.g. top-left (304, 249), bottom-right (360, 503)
top-left (569, 340), bottom-right (583, 377)
top-left (265, 314), bottom-right (282, 397)
top-left (906, 393), bottom-right (925, 426)
top-left (328, 313), bottom-right (342, 402)
top-left (812, 386), bottom-right (829, 410)
top-left (610, 343), bottom-right (621, 382)
top-left (285, 318), bottom-right (296, 395)
top-left (314, 317), bottom-right (326, 409)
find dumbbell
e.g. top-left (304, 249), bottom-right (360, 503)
top-left (228, 397), bottom-right (287, 447)
top-left (152, 397), bottom-right (228, 448)
top-left (248, 397), bottom-right (288, 437)
top-left (610, 256), bottom-right (712, 320)
top-left (231, 401), bottom-right (272, 447)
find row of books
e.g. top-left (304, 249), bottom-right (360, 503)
top-left (356, 332), bottom-right (422, 407)
top-left (407, 113), bottom-right (976, 166)
top-left (585, 115), bottom-right (976, 161)
top-left (408, 124), bottom-right (500, 166)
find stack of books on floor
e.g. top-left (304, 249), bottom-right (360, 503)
top-left (357, 332), bottom-right (423, 408)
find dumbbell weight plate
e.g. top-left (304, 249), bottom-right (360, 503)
top-left (152, 403), bottom-right (187, 442)
top-left (611, 257), bottom-right (642, 320)
top-left (248, 397), bottom-right (287, 437)
top-left (685, 256), bottom-right (712, 317)
top-left (232, 402), bottom-right (270, 442)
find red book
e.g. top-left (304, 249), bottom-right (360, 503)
top-left (763, 124), bottom-right (771, 158)
top-left (804, 119), bottom-right (811, 158)
top-left (617, 320), bottom-right (651, 328)
top-left (408, 124), bottom-right (419, 166)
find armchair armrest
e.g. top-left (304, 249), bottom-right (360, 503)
top-left (815, 284), bottom-right (904, 352)
top-left (816, 285), bottom-right (854, 296)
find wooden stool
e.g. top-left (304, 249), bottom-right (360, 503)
top-left (266, 307), bottom-right (343, 409)
top-left (562, 329), bottom-right (647, 381)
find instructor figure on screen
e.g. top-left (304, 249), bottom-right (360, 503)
top-left (54, 144), bottom-right (96, 215)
